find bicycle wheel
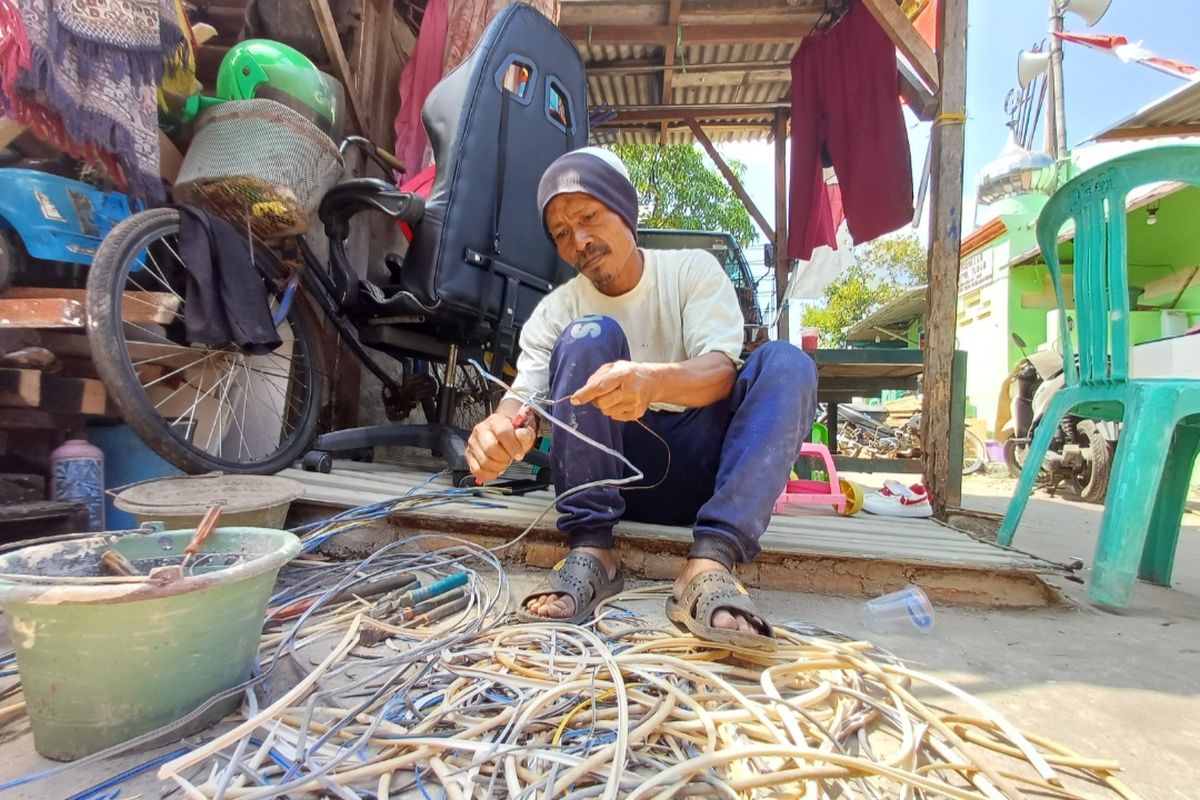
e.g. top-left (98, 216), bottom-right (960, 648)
top-left (429, 359), bottom-right (503, 431)
top-left (962, 430), bottom-right (986, 475)
top-left (87, 208), bottom-right (326, 474)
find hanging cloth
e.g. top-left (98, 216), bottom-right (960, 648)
top-left (788, 0), bottom-right (914, 260)
top-left (0, 0), bottom-right (186, 203)
top-left (393, 0), bottom-right (450, 174)
top-left (442, 0), bottom-right (560, 74)
top-left (179, 207), bottom-right (281, 355)
top-left (393, 0), bottom-right (560, 174)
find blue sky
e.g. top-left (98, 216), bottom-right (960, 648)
top-left (724, 0), bottom-right (1200, 255)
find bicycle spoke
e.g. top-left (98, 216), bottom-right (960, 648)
top-left (140, 350), bottom-right (224, 392)
top-left (138, 248), bottom-right (187, 323)
top-left (153, 371), bottom-right (210, 413)
top-left (133, 348), bottom-right (217, 370)
top-left (169, 357), bottom-right (213, 434)
top-left (223, 366), bottom-right (253, 462)
top-left (245, 366), bottom-right (297, 426)
top-left (97, 213), bottom-right (320, 470)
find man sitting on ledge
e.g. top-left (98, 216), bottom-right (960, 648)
top-left (466, 147), bottom-right (817, 651)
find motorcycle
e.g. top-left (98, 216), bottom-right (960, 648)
top-left (995, 332), bottom-right (1116, 503)
top-left (823, 402), bottom-right (986, 476)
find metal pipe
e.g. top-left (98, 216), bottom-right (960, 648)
top-left (1047, 3), bottom-right (1068, 160)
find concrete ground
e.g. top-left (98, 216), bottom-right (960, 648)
top-left (1, 471), bottom-right (1197, 798)
top-left (748, 471), bottom-right (1200, 800)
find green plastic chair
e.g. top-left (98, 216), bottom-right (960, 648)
top-left (997, 144), bottom-right (1200, 608)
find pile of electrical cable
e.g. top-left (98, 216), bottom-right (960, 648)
top-left (150, 576), bottom-right (1137, 800)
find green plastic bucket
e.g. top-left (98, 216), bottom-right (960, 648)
top-left (113, 474), bottom-right (304, 530)
top-left (0, 525), bottom-right (300, 761)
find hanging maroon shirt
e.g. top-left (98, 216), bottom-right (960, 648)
top-left (788, 0), bottom-right (914, 260)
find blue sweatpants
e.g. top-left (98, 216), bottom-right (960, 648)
top-left (547, 315), bottom-right (818, 568)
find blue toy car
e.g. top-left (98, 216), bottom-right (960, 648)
top-left (0, 168), bottom-right (133, 291)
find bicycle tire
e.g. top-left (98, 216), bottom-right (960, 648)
top-left (87, 207), bottom-right (326, 474)
top-left (962, 430), bottom-right (986, 475)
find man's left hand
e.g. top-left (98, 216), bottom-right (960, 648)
top-left (570, 360), bottom-right (660, 421)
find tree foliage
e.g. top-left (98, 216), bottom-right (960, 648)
top-left (800, 233), bottom-right (927, 347)
top-left (610, 144), bottom-right (757, 247)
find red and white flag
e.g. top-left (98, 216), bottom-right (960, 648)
top-left (1053, 31), bottom-right (1199, 80)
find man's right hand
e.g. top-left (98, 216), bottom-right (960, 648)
top-left (466, 411), bottom-right (537, 483)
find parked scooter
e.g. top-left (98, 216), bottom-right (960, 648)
top-left (995, 332), bottom-right (1115, 503)
top-left (822, 402), bottom-right (986, 475)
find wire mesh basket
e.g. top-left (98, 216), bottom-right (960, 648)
top-left (174, 99), bottom-right (344, 239)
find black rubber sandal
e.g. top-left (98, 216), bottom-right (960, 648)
top-left (516, 550), bottom-right (624, 625)
top-left (666, 569), bottom-right (777, 652)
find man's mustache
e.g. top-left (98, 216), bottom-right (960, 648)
top-left (575, 245), bottom-right (610, 269)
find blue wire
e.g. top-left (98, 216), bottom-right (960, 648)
top-left (0, 670), bottom-right (17, 677)
top-left (62, 747), bottom-right (190, 800)
top-left (414, 765), bottom-right (446, 800)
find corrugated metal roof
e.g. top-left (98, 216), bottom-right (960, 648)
top-left (1094, 79), bottom-right (1200, 142)
top-left (565, 0), bottom-right (815, 144)
top-left (846, 285), bottom-right (928, 343)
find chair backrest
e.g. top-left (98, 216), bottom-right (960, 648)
top-left (1036, 144), bottom-right (1200, 387)
top-left (401, 4), bottom-right (588, 335)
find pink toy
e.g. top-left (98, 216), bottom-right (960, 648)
top-left (774, 443), bottom-right (848, 515)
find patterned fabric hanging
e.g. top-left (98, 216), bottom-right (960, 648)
top-left (0, 0), bottom-right (188, 202)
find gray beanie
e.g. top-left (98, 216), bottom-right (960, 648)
top-left (537, 147), bottom-right (639, 236)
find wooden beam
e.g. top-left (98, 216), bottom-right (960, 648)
top-left (772, 110), bottom-right (790, 342)
top-left (0, 369), bottom-right (40, 408)
top-left (559, 0), bottom-right (825, 27)
top-left (671, 69), bottom-right (792, 89)
top-left (307, 0), bottom-right (367, 133)
top-left (1095, 123), bottom-right (1200, 142)
top-left (685, 118), bottom-right (774, 242)
top-left (860, 0), bottom-right (940, 93)
top-left (922, 0), bottom-right (969, 513)
top-left (605, 103), bottom-right (787, 124)
top-left (658, 0), bottom-right (684, 146)
top-left (561, 22), bottom-right (813, 46)
top-left (43, 374), bottom-right (110, 415)
top-left (589, 58), bottom-right (792, 76)
top-left (0, 368), bottom-right (109, 414)
top-left (3, 287), bottom-right (180, 325)
top-left (0, 298), bottom-right (86, 329)
top-left (897, 59), bottom-right (938, 121)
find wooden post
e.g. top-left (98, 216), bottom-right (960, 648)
top-left (772, 110), bottom-right (790, 341)
top-left (922, 0), bottom-right (969, 512)
top-left (307, 0), bottom-right (367, 134)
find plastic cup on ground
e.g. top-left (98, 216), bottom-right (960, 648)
top-left (860, 586), bottom-right (935, 635)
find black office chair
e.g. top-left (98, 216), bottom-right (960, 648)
top-left (301, 4), bottom-right (587, 480)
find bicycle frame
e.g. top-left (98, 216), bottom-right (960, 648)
top-left (286, 234), bottom-right (405, 395)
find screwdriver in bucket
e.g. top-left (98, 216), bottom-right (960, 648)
top-left (149, 504), bottom-right (223, 582)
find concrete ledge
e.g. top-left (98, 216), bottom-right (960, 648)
top-left (290, 502), bottom-right (1065, 609)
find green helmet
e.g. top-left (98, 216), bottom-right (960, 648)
top-left (214, 39), bottom-right (343, 138)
